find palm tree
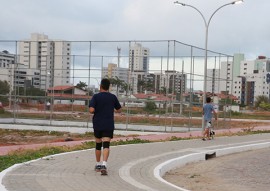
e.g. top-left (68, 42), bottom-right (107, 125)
top-left (137, 79), bottom-right (145, 93)
top-left (76, 81), bottom-right (88, 90)
top-left (105, 76), bottom-right (123, 97)
top-left (121, 82), bottom-right (130, 96)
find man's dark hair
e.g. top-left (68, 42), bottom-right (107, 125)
top-left (100, 78), bottom-right (110, 91)
top-left (206, 97), bottom-right (211, 103)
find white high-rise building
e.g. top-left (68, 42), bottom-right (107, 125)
top-left (235, 56), bottom-right (270, 105)
top-left (18, 33), bottom-right (71, 90)
top-left (129, 43), bottom-right (150, 72)
top-left (128, 43), bottom-right (150, 94)
top-left (218, 54), bottom-right (270, 106)
top-left (206, 69), bottom-right (226, 94)
top-left (206, 54), bottom-right (245, 95)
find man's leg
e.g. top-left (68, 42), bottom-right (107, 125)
top-left (102, 137), bottom-right (111, 163)
top-left (95, 138), bottom-right (102, 163)
top-left (100, 137), bottom-right (111, 175)
top-left (202, 120), bottom-right (207, 140)
top-left (205, 128), bottom-right (210, 139)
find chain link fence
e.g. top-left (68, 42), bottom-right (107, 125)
top-left (0, 40), bottom-right (234, 132)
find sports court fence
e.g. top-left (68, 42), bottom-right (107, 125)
top-left (0, 40), bottom-right (234, 132)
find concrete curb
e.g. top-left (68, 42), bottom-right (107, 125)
top-left (154, 141), bottom-right (270, 191)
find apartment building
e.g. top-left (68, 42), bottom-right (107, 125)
top-left (0, 51), bottom-right (15, 89)
top-left (129, 43), bottom-right (150, 72)
top-left (213, 54), bottom-right (270, 106)
top-left (102, 63), bottom-right (129, 94)
top-left (206, 68), bottom-right (226, 94)
top-left (235, 56), bottom-right (270, 105)
top-left (102, 63), bottom-right (129, 82)
top-left (18, 33), bottom-right (71, 90)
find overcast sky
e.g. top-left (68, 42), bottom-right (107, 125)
top-left (0, 0), bottom-right (269, 60)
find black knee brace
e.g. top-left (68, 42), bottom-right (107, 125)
top-left (96, 142), bottom-right (102, 150)
top-left (103, 141), bottom-right (110, 149)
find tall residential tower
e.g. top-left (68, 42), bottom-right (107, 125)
top-left (18, 33), bottom-right (71, 90)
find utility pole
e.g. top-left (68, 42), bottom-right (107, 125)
top-left (117, 47), bottom-right (121, 67)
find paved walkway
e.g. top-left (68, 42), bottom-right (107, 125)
top-left (0, 125), bottom-right (270, 191)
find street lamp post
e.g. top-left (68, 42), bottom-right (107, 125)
top-left (174, 0), bottom-right (243, 129)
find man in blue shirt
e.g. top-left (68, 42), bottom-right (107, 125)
top-left (202, 97), bottom-right (217, 141)
top-left (89, 78), bottom-right (122, 175)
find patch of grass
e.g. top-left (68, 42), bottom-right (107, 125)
top-left (0, 146), bottom-right (71, 172)
top-left (111, 138), bottom-right (150, 146)
top-left (238, 129), bottom-right (270, 135)
top-left (0, 110), bottom-right (12, 117)
top-left (169, 136), bottom-right (191, 141)
top-left (189, 174), bottom-right (200, 178)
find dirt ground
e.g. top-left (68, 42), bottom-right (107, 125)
top-left (163, 148), bottom-right (270, 191)
top-left (0, 129), bottom-right (95, 146)
top-left (0, 119), bottom-right (268, 146)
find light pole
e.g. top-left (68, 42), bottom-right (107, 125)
top-left (174, 0), bottom-right (243, 129)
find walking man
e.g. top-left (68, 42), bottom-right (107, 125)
top-left (89, 78), bottom-right (122, 175)
top-left (202, 97), bottom-right (217, 141)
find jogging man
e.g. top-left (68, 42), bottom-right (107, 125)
top-left (202, 97), bottom-right (217, 141)
top-left (89, 78), bottom-right (122, 175)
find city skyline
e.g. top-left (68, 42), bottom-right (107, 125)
top-left (0, 0), bottom-right (269, 60)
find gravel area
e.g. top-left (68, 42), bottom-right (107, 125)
top-left (164, 147), bottom-right (270, 191)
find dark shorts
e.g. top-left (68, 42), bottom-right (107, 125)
top-left (94, 130), bottom-right (114, 139)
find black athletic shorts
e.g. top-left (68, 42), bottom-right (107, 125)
top-left (94, 130), bottom-right (114, 139)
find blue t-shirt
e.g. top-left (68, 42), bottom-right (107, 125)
top-left (89, 92), bottom-right (121, 130)
top-left (203, 103), bottom-right (214, 121)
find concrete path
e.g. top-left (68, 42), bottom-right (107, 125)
top-left (1, 131), bottom-right (270, 191)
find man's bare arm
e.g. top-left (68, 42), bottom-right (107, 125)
top-left (115, 108), bottom-right (122, 113)
top-left (89, 107), bottom-right (95, 114)
top-left (213, 110), bottom-right (217, 120)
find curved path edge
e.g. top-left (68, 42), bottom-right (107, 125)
top-left (153, 141), bottom-right (270, 191)
top-left (0, 149), bottom-right (94, 191)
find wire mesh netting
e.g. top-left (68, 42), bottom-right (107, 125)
top-left (0, 39), bottom-right (234, 132)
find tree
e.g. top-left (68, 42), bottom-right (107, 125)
top-left (113, 76), bottom-right (122, 96)
top-left (0, 80), bottom-right (10, 95)
top-left (259, 102), bottom-right (270, 111)
top-left (144, 100), bottom-right (157, 112)
top-left (76, 81), bottom-right (88, 90)
top-left (0, 80), bottom-right (10, 104)
top-left (255, 95), bottom-right (269, 108)
top-left (105, 76), bottom-right (123, 96)
top-left (121, 82), bottom-right (130, 96)
top-left (137, 79), bottom-right (145, 93)
top-left (160, 87), bottom-right (166, 95)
